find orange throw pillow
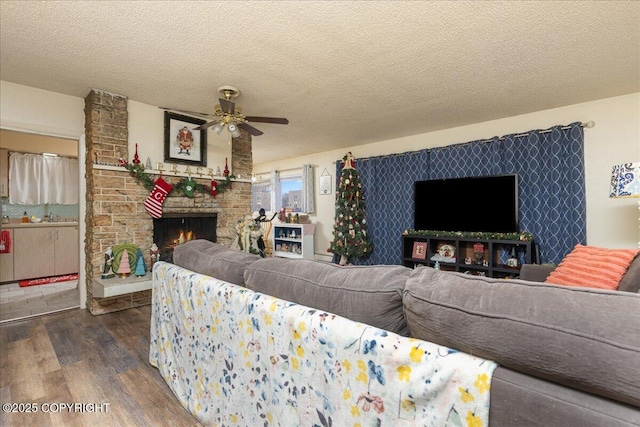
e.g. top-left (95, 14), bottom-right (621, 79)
top-left (545, 244), bottom-right (640, 290)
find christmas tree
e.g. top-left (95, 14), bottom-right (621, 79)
top-left (329, 152), bottom-right (373, 265)
top-left (134, 248), bottom-right (147, 276)
top-left (117, 250), bottom-right (132, 277)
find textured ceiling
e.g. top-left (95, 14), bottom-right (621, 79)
top-left (1, 1), bottom-right (639, 164)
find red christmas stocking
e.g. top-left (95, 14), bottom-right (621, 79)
top-left (144, 176), bottom-right (173, 218)
top-left (210, 179), bottom-right (218, 197)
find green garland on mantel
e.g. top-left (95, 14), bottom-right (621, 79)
top-left (124, 163), bottom-right (234, 197)
top-left (403, 229), bottom-right (534, 241)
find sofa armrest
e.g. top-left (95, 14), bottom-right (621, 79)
top-left (519, 264), bottom-right (555, 282)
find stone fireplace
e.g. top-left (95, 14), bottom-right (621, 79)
top-left (153, 213), bottom-right (217, 262)
top-left (84, 89), bottom-right (252, 315)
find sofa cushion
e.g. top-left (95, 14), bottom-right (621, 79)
top-left (544, 244), bottom-right (640, 290)
top-left (244, 258), bottom-right (411, 336)
top-left (172, 239), bottom-right (260, 286)
top-left (403, 267), bottom-right (640, 407)
top-left (490, 367), bottom-right (640, 427)
top-left (618, 252), bottom-right (640, 293)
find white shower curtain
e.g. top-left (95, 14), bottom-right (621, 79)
top-left (9, 153), bottom-right (79, 205)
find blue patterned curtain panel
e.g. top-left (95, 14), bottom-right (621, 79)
top-left (335, 123), bottom-right (585, 265)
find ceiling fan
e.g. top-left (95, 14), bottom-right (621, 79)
top-left (162, 85), bottom-right (288, 137)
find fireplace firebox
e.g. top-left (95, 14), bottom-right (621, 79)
top-left (152, 213), bottom-right (217, 262)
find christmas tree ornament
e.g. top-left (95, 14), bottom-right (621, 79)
top-left (224, 158), bottom-right (230, 177)
top-left (132, 143), bottom-right (141, 164)
top-left (144, 176), bottom-right (173, 218)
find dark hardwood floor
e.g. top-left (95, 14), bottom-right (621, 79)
top-left (0, 305), bottom-right (202, 426)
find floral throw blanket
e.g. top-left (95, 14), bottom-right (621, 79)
top-left (150, 262), bottom-right (497, 426)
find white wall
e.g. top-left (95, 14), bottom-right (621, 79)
top-left (128, 101), bottom-right (232, 175)
top-left (255, 93), bottom-right (640, 260)
top-left (0, 81), bottom-right (85, 138)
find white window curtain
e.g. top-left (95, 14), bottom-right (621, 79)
top-left (9, 153), bottom-right (42, 205)
top-left (301, 164), bottom-right (315, 213)
top-left (271, 170), bottom-right (281, 212)
top-left (43, 155), bottom-right (79, 204)
top-left (9, 153), bottom-right (79, 205)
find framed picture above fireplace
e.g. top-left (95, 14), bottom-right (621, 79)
top-left (164, 111), bottom-right (207, 166)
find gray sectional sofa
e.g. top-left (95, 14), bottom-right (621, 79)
top-left (169, 239), bottom-right (640, 426)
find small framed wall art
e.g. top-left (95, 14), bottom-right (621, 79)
top-left (412, 241), bottom-right (427, 259)
top-left (164, 111), bottom-right (207, 166)
top-left (319, 168), bottom-right (332, 195)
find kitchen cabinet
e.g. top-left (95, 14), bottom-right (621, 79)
top-left (13, 225), bottom-right (79, 281)
top-left (0, 148), bottom-right (8, 197)
top-left (54, 226), bottom-right (79, 275)
top-left (0, 228), bottom-right (14, 282)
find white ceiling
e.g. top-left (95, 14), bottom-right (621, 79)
top-left (1, 1), bottom-right (639, 164)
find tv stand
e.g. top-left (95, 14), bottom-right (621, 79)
top-left (402, 232), bottom-right (535, 278)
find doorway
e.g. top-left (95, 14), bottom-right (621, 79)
top-left (0, 129), bottom-right (80, 322)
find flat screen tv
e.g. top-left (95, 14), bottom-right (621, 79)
top-left (414, 175), bottom-right (519, 233)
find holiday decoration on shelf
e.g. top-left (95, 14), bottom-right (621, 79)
top-left (149, 243), bottom-right (159, 271)
top-left (402, 229), bottom-right (534, 241)
top-left (328, 153), bottom-right (373, 265)
top-left (124, 163), bottom-right (233, 200)
top-left (224, 157), bottom-right (230, 177)
top-left (134, 248), bottom-right (147, 276)
top-left (102, 247), bottom-right (115, 279)
top-left (132, 143), bottom-right (141, 164)
top-left (117, 250), bottom-right (131, 277)
top-left (144, 176), bottom-right (174, 218)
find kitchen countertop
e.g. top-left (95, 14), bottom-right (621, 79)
top-left (1, 221), bottom-right (78, 228)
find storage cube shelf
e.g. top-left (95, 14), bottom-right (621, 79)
top-left (402, 233), bottom-right (535, 278)
top-left (272, 224), bottom-right (315, 260)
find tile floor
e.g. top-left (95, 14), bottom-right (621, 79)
top-left (0, 280), bottom-right (79, 323)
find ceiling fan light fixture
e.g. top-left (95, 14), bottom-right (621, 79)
top-left (212, 123), bottom-right (223, 134)
top-left (228, 122), bottom-right (241, 138)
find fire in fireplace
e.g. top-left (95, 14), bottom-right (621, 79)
top-left (153, 213), bottom-right (217, 261)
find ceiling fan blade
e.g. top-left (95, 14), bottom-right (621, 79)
top-left (238, 122), bottom-right (264, 136)
top-left (245, 116), bottom-right (289, 125)
top-left (193, 120), bottom-right (221, 131)
top-left (219, 98), bottom-right (235, 115)
top-left (159, 107), bottom-right (215, 118)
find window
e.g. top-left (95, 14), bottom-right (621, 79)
top-left (281, 175), bottom-right (303, 213)
top-left (251, 170), bottom-right (304, 213)
top-left (251, 180), bottom-right (272, 212)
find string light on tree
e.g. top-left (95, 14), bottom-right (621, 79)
top-left (328, 152), bottom-right (373, 265)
